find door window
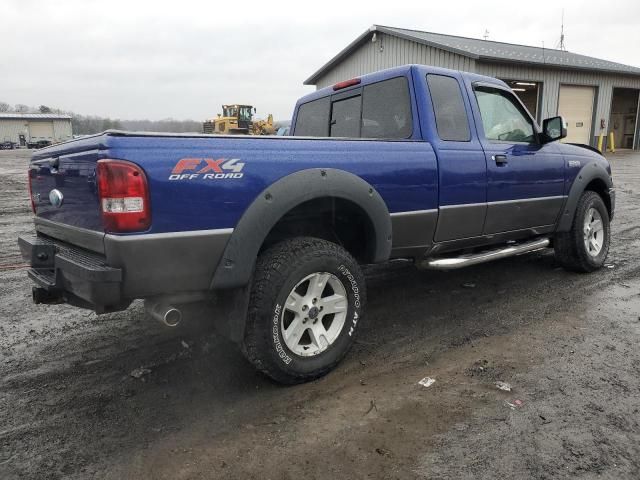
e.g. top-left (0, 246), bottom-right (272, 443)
top-left (475, 87), bottom-right (536, 143)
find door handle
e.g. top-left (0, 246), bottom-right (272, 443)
top-left (493, 154), bottom-right (508, 166)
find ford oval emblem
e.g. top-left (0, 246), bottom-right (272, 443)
top-left (49, 189), bottom-right (64, 208)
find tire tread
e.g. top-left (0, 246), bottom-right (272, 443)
top-left (243, 237), bottom-right (363, 384)
top-left (554, 191), bottom-right (610, 273)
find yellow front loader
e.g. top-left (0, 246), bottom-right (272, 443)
top-left (203, 105), bottom-right (275, 135)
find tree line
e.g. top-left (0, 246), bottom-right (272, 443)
top-left (0, 102), bottom-right (203, 134)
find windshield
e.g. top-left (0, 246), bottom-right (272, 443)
top-left (223, 106), bottom-right (238, 117)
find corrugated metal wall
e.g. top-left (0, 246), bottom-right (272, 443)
top-left (0, 119), bottom-right (73, 144)
top-left (313, 34), bottom-right (640, 148)
top-left (52, 120), bottom-right (73, 142)
top-left (0, 120), bottom-right (28, 143)
top-left (315, 33), bottom-right (475, 88)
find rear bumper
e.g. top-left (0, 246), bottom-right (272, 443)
top-left (19, 225), bottom-right (234, 312)
top-left (18, 234), bottom-right (128, 312)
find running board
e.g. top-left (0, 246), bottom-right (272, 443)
top-left (422, 238), bottom-right (550, 271)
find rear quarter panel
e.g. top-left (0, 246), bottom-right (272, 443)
top-left (105, 135), bottom-right (439, 234)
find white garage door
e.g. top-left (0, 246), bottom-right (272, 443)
top-left (558, 85), bottom-right (595, 145)
top-left (29, 121), bottom-right (54, 140)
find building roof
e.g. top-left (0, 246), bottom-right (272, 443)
top-left (304, 25), bottom-right (640, 85)
top-left (0, 113), bottom-right (72, 120)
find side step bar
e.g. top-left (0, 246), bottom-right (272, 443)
top-left (422, 238), bottom-right (550, 271)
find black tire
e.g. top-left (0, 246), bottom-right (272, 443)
top-left (554, 191), bottom-right (610, 272)
top-left (243, 237), bottom-right (366, 384)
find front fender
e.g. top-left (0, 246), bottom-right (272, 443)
top-left (556, 160), bottom-right (613, 232)
top-left (210, 168), bottom-right (392, 289)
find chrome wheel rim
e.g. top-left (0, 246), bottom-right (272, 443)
top-left (281, 272), bottom-right (348, 357)
top-left (583, 207), bottom-right (604, 257)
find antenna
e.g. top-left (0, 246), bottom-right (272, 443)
top-left (483, 29), bottom-right (490, 40)
top-left (557, 10), bottom-right (566, 50)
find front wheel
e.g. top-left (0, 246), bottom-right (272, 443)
top-left (242, 237), bottom-right (366, 384)
top-left (554, 191), bottom-right (611, 272)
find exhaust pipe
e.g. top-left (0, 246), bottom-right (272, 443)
top-left (145, 301), bottom-right (182, 327)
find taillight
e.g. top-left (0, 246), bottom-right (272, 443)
top-left (97, 159), bottom-right (151, 233)
top-left (27, 169), bottom-right (36, 213)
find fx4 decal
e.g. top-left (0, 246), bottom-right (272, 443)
top-left (169, 158), bottom-right (245, 180)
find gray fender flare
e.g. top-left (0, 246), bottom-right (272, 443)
top-left (556, 161), bottom-right (613, 232)
top-left (211, 168), bottom-right (392, 289)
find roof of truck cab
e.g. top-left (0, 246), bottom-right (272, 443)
top-left (295, 64), bottom-right (506, 105)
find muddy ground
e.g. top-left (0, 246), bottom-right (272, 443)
top-left (1, 149), bottom-right (639, 479)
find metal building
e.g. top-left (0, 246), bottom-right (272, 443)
top-left (305, 25), bottom-right (640, 150)
top-left (0, 113), bottom-right (73, 147)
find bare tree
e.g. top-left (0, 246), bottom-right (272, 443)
top-left (0, 102), bottom-right (11, 112)
top-left (14, 104), bottom-right (30, 113)
top-left (39, 105), bottom-right (52, 113)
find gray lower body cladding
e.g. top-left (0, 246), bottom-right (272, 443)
top-left (390, 209), bottom-right (437, 258)
top-left (19, 224), bottom-right (232, 311)
top-left (104, 229), bottom-right (232, 298)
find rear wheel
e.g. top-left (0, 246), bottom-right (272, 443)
top-left (243, 237), bottom-right (366, 384)
top-left (554, 191), bottom-right (610, 272)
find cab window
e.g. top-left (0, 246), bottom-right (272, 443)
top-left (294, 77), bottom-right (412, 139)
top-left (474, 87), bottom-right (536, 143)
top-left (330, 94), bottom-right (361, 137)
top-left (361, 77), bottom-right (412, 139)
top-left (294, 97), bottom-right (330, 137)
top-left (427, 74), bottom-right (471, 142)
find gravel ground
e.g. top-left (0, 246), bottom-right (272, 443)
top-left (1, 148), bottom-right (639, 479)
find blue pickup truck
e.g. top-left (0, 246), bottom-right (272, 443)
top-left (19, 65), bottom-right (614, 383)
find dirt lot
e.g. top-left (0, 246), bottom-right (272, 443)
top-left (1, 148), bottom-right (639, 479)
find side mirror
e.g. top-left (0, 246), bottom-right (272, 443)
top-left (542, 116), bottom-right (567, 143)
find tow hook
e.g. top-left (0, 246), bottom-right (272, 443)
top-left (32, 286), bottom-right (64, 305)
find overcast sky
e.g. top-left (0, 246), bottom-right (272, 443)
top-left (3, 0), bottom-right (639, 121)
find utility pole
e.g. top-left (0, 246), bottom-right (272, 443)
top-left (483, 29), bottom-right (489, 41)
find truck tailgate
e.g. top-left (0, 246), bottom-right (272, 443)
top-left (30, 146), bottom-right (104, 233)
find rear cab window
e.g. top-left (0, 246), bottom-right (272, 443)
top-left (294, 76), bottom-right (413, 139)
top-left (293, 97), bottom-right (330, 137)
top-left (330, 94), bottom-right (361, 137)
